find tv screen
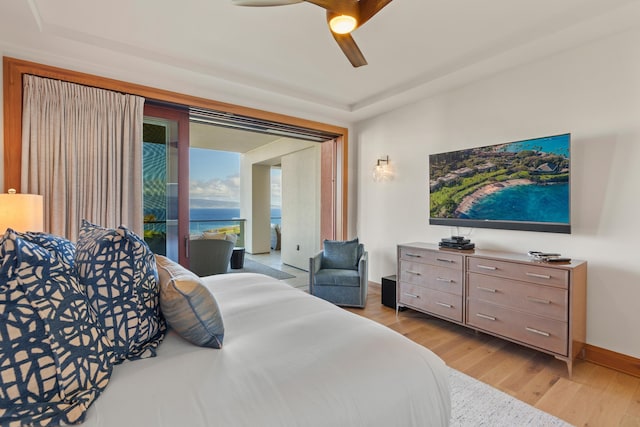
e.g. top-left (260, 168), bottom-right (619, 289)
top-left (429, 133), bottom-right (571, 234)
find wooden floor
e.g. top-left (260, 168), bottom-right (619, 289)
top-left (346, 285), bottom-right (640, 427)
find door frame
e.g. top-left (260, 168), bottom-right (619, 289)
top-left (3, 56), bottom-right (348, 241)
top-left (143, 104), bottom-right (190, 265)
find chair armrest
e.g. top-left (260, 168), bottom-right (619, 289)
top-left (358, 251), bottom-right (368, 306)
top-left (309, 251), bottom-right (324, 293)
top-left (310, 251), bottom-right (323, 274)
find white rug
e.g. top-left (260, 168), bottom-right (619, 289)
top-left (449, 368), bottom-right (573, 427)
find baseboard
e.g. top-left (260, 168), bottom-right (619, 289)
top-left (583, 344), bottom-right (640, 378)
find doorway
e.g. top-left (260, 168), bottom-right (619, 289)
top-left (2, 57), bottom-right (349, 250)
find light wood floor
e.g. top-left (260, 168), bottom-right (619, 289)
top-left (346, 285), bottom-right (640, 427)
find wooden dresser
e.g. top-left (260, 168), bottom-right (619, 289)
top-left (397, 242), bottom-right (587, 376)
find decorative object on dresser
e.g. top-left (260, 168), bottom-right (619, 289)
top-left (397, 242), bottom-right (587, 376)
top-left (439, 235), bottom-right (475, 250)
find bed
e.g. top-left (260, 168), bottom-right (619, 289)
top-left (81, 273), bottom-right (451, 426)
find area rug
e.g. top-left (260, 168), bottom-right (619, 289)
top-left (449, 368), bottom-right (572, 426)
top-left (228, 258), bottom-right (295, 280)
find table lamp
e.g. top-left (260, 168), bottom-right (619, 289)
top-left (0, 189), bottom-right (44, 233)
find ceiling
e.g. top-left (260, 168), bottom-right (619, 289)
top-left (190, 121), bottom-right (316, 162)
top-left (1, 0), bottom-right (640, 122)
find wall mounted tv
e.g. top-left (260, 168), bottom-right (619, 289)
top-left (429, 133), bottom-right (571, 234)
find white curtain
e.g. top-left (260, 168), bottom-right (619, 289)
top-left (21, 74), bottom-right (145, 241)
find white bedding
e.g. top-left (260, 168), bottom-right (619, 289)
top-left (82, 273), bottom-right (450, 426)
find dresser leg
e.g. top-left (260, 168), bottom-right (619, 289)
top-left (555, 356), bottom-right (573, 378)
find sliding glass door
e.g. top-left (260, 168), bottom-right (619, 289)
top-left (142, 104), bottom-right (190, 265)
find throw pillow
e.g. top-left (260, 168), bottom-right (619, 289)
top-left (155, 255), bottom-right (224, 348)
top-left (75, 220), bottom-right (166, 363)
top-left (14, 230), bottom-right (76, 272)
top-left (0, 229), bottom-right (113, 426)
top-left (202, 231), bottom-right (226, 240)
top-left (322, 238), bottom-right (360, 270)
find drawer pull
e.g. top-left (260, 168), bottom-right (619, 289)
top-left (525, 272), bottom-right (551, 280)
top-left (476, 313), bottom-right (496, 321)
top-left (435, 302), bottom-right (452, 308)
top-left (405, 253), bottom-right (422, 258)
top-left (403, 293), bottom-right (420, 299)
top-left (526, 296), bottom-right (551, 304)
top-left (406, 270), bottom-right (422, 276)
top-left (436, 258), bottom-right (455, 263)
top-left (526, 327), bottom-right (551, 337)
top-left (477, 264), bottom-right (497, 271)
top-left (436, 277), bottom-right (453, 283)
top-left (477, 286), bottom-right (497, 293)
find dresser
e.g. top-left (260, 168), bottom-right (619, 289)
top-left (397, 242), bottom-right (587, 376)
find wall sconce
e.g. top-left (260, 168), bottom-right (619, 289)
top-left (372, 155), bottom-right (394, 182)
top-left (0, 189), bottom-right (44, 233)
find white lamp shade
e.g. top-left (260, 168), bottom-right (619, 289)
top-left (0, 192), bottom-right (44, 233)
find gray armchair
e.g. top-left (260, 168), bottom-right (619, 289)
top-left (309, 238), bottom-right (368, 308)
top-left (189, 238), bottom-right (235, 276)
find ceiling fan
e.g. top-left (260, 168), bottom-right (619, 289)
top-left (232, 0), bottom-right (393, 67)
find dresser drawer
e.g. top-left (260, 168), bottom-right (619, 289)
top-left (468, 273), bottom-right (568, 321)
top-left (399, 247), bottom-right (464, 270)
top-left (467, 257), bottom-right (569, 289)
top-left (399, 260), bottom-right (463, 295)
top-left (398, 283), bottom-right (463, 322)
top-left (467, 299), bottom-right (568, 355)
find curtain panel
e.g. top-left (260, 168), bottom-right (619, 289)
top-left (21, 75), bottom-right (145, 241)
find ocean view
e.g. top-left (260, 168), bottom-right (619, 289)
top-left (463, 183), bottom-right (569, 223)
top-left (191, 207), bottom-right (282, 233)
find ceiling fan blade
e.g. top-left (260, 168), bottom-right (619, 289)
top-left (232, 0), bottom-right (303, 6)
top-left (357, 0), bottom-right (393, 26)
top-left (331, 32), bottom-right (367, 67)
top-left (304, 0), bottom-right (357, 14)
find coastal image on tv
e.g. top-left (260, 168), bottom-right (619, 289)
top-left (429, 133), bottom-right (570, 233)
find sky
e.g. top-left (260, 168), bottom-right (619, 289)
top-left (190, 147), bottom-right (281, 209)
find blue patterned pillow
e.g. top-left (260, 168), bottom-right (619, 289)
top-left (15, 230), bottom-right (76, 272)
top-left (156, 255), bottom-right (224, 348)
top-left (0, 229), bottom-right (113, 426)
top-left (75, 220), bottom-right (166, 363)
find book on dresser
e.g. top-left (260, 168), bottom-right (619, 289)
top-left (396, 242), bottom-right (587, 377)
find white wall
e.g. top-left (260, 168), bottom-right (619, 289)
top-left (354, 27), bottom-right (640, 358)
top-left (281, 146), bottom-right (321, 270)
top-left (240, 138), bottom-right (316, 254)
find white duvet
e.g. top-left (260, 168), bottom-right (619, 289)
top-left (83, 273), bottom-right (450, 426)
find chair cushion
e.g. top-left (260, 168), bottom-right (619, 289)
top-left (321, 238), bottom-right (359, 270)
top-left (155, 255), bottom-right (224, 348)
top-left (314, 268), bottom-right (361, 287)
top-left (0, 229), bottom-right (113, 426)
top-left (202, 231), bottom-right (226, 240)
top-left (75, 220), bottom-right (166, 364)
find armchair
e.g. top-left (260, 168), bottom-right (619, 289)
top-left (189, 238), bottom-right (235, 276)
top-left (309, 238), bottom-right (368, 308)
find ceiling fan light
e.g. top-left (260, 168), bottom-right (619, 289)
top-left (329, 15), bottom-right (357, 34)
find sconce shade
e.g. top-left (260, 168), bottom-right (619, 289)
top-left (0, 190), bottom-right (44, 233)
top-left (372, 156), bottom-right (394, 182)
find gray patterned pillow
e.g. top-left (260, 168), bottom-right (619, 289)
top-left (0, 229), bottom-right (113, 426)
top-left (75, 220), bottom-right (166, 363)
top-left (156, 255), bottom-right (224, 348)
